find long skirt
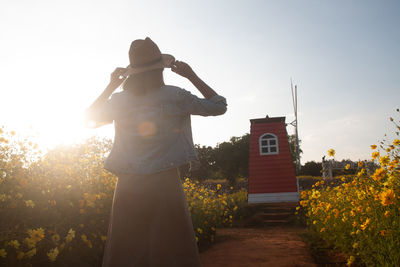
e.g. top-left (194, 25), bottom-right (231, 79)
top-left (101, 167), bottom-right (202, 267)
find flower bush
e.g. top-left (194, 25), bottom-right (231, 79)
top-left (0, 127), bottom-right (247, 266)
top-left (300, 111), bottom-right (400, 266)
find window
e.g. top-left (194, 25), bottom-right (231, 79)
top-left (259, 133), bottom-right (279, 155)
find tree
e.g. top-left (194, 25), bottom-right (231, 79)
top-left (299, 161), bottom-right (322, 176)
top-left (181, 145), bottom-right (217, 181)
top-left (288, 134), bottom-right (303, 172)
top-left (213, 134), bottom-right (250, 185)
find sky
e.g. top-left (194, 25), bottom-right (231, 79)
top-left (0, 0), bottom-right (399, 163)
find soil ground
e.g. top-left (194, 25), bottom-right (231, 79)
top-left (200, 226), bottom-right (317, 267)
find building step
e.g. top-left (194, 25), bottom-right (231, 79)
top-left (240, 202), bottom-right (299, 228)
top-left (258, 212), bottom-right (293, 220)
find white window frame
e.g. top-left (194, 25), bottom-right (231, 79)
top-left (259, 133), bottom-right (279, 155)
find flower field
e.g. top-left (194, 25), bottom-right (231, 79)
top-left (300, 115), bottom-right (400, 266)
top-left (0, 128), bottom-right (247, 267)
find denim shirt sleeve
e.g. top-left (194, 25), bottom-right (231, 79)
top-left (178, 88), bottom-right (227, 116)
top-left (85, 94), bottom-right (120, 128)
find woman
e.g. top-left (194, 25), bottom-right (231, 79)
top-left (86, 37), bottom-right (227, 267)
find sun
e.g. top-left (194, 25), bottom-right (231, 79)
top-left (19, 107), bottom-right (113, 151)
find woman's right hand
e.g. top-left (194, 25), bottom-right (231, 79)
top-left (108, 67), bottom-right (128, 90)
top-left (171, 61), bottom-right (196, 80)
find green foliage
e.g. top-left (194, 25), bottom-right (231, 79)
top-left (299, 161), bottom-right (322, 176)
top-left (288, 134), bottom-right (303, 172)
top-left (213, 134), bottom-right (250, 186)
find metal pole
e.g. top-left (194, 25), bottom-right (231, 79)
top-left (294, 85), bottom-right (301, 172)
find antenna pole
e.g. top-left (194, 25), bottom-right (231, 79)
top-left (290, 81), bottom-right (301, 173)
top-left (294, 85), bottom-right (301, 172)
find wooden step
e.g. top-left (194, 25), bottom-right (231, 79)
top-left (258, 212), bottom-right (294, 220)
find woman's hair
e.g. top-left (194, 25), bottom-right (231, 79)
top-left (122, 69), bottom-right (164, 95)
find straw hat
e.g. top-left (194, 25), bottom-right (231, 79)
top-left (123, 37), bottom-right (175, 76)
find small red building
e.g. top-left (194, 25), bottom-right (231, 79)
top-left (248, 116), bottom-right (299, 203)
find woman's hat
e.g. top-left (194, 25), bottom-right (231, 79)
top-left (124, 37), bottom-right (175, 76)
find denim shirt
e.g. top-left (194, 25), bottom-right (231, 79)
top-left (87, 85), bottom-right (227, 175)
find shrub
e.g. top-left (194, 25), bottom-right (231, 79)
top-left (0, 128), bottom-right (247, 266)
top-left (299, 112), bottom-right (400, 266)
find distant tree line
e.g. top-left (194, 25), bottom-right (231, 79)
top-left (299, 159), bottom-right (378, 177)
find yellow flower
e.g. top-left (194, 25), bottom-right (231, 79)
top-left (25, 200), bottom-right (35, 208)
top-left (26, 248), bottom-right (36, 258)
top-left (345, 164), bottom-right (350, 170)
top-left (360, 218), bottom-right (370, 230)
top-left (353, 242), bottom-right (358, 249)
top-left (0, 194), bottom-right (6, 202)
top-left (371, 145), bottom-right (377, 150)
top-left (52, 234), bottom-right (60, 243)
top-left (372, 151), bottom-right (380, 160)
top-left (384, 210), bottom-right (390, 217)
top-left (327, 149), bottom-right (335, 157)
top-left (394, 139), bottom-right (400, 146)
top-left (47, 247), bottom-right (59, 262)
top-left (347, 256), bottom-right (355, 266)
top-left (197, 228), bottom-right (203, 234)
top-left (81, 234), bottom-right (88, 242)
top-left (0, 248), bottom-right (7, 258)
top-left (358, 161), bottom-right (364, 167)
top-left (372, 168), bottom-right (387, 181)
top-left (24, 237), bottom-right (36, 249)
top-left (66, 229), bottom-right (75, 243)
top-left (333, 209), bottom-right (339, 218)
top-left (217, 184), bottom-right (221, 190)
top-left (28, 228), bottom-right (45, 243)
top-left (380, 189), bottom-right (395, 206)
top-left (379, 155), bottom-right (390, 166)
top-left (8, 240), bottom-right (20, 249)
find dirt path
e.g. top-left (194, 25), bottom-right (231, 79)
top-left (200, 226), bottom-right (316, 267)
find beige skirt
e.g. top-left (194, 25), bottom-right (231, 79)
top-left (101, 167), bottom-right (201, 267)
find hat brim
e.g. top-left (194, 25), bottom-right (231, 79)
top-left (124, 54), bottom-right (175, 76)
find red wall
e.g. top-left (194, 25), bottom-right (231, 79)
top-left (248, 117), bottom-right (298, 194)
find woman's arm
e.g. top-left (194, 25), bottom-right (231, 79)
top-left (171, 60), bottom-right (218, 99)
top-left (87, 68), bottom-right (127, 112)
top-left (85, 68), bottom-right (127, 127)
